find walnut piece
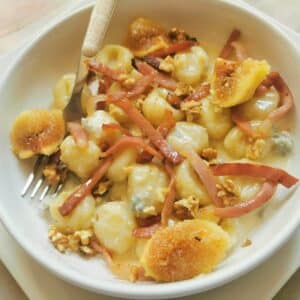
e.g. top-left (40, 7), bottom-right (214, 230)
top-left (159, 56), bottom-right (174, 73)
top-left (175, 82), bottom-right (194, 97)
top-left (174, 196), bottom-right (201, 219)
top-left (48, 225), bottom-right (95, 255)
top-left (216, 179), bottom-right (240, 207)
top-left (201, 148), bottom-right (218, 161)
top-left (93, 180), bottom-right (111, 197)
top-left (180, 100), bottom-right (202, 122)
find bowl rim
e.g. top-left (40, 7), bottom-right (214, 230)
top-left (0, 0), bottom-right (300, 299)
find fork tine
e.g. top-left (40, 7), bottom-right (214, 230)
top-left (39, 184), bottom-right (51, 201)
top-left (53, 177), bottom-right (67, 198)
top-left (21, 156), bottom-right (43, 197)
top-left (30, 177), bottom-right (45, 198)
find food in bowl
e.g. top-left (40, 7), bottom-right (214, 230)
top-left (10, 17), bottom-right (298, 282)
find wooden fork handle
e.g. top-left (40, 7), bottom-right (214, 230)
top-left (82, 0), bottom-right (116, 57)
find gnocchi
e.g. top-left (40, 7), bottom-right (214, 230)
top-left (141, 220), bottom-right (230, 282)
top-left (167, 122), bottom-right (209, 155)
top-left (81, 110), bottom-right (119, 144)
top-left (93, 201), bottom-right (136, 254)
top-left (198, 97), bottom-right (233, 140)
top-left (52, 73), bottom-right (75, 110)
top-left (175, 160), bottom-right (211, 205)
top-left (96, 45), bottom-right (133, 73)
top-left (235, 88), bottom-right (279, 121)
top-left (224, 127), bottom-right (248, 159)
top-left (108, 181), bottom-right (128, 202)
top-left (128, 164), bottom-right (169, 217)
top-left (142, 88), bottom-right (183, 126)
top-left (107, 147), bottom-right (138, 182)
top-left (49, 190), bottom-right (95, 231)
top-left (224, 123), bottom-right (272, 160)
top-left (173, 46), bottom-right (209, 85)
top-left (60, 136), bottom-right (102, 179)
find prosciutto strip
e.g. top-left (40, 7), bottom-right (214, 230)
top-left (88, 61), bottom-right (125, 82)
top-left (157, 110), bottom-right (176, 138)
top-left (108, 97), bottom-right (183, 164)
top-left (231, 109), bottom-right (258, 138)
top-left (267, 72), bottom-right (294, 122)
top-left (108, 74), bottom-right (154, 102)
top-left (231, 41), bottom-right (248, 61)
top-left (102, 136), bottom-right (163, 160)
top-left (59, 157), bottom-right (113, 216)
top-left (90, 238), bottom-right (113, 266)
top-left (184, 149), bottom-right (223, 207)
top-left (134, 59), bottom-right (177, 91)
top-left (167, 93), bottom-right (181, 108)
top-left (219, 29), bottom-right (241, 59)
top-left (67, 122), bottom-right (88, 148)
top-left (211, 163), bottom-right (299, 188)
top-left (215, 181), bottom-right (277, 218)
top-left (136, 150), bottom-right (154, 164)
top-left (161, 163), bottom-right (176, 226)
top-left (102, 123), bottom-right (132, 136)
top-left (149, 40), bottom-right (196, 57)
top-left (132, 223), bottom-right (161, 239)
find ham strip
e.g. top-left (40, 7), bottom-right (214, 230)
top-left (267, 72), bottom-right (294, 122)
top-left (90, 238), bottom-right (113, 266)
top-left (107, 97), bottom-right (183, 164)
top-left (134, 59), bottom-right (177, 91)
top-left (161, 163), bottom-right (176, 226)
top-left (219, 29), bottom-right (241, 59)
top-left (102, 123), bottom-right (132, 136)
top-left (102, 136), bottom-right (163, 160)
top-left (132, 223), bottom-right (161, 239)
top-left (59, 157), bottom-right (113, 216)
top-left (231, 109), bottom-right (258, 138)
top-left (88, 61), bottom-right (125, 82)
top-left (149, 40), bottom-right (196, 57)
top-left (67, 122), bottom-right (88, 148)
top-left (184, 149), bottom-right (223, 207)
top-left (108, 74), bottom-right (154, 102)
top-left (215, 181), bottom-right (277, 218)
top-left (136, 150), bottom-right (154, 164)
top-left (211, 163), bottom-right (299, 188)
top-left (157, 110), bottom-right (176, 138)
top-left (231, 41), bottom-right (248, 61)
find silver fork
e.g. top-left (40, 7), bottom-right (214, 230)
top-left (21, 0), bottom-right (116, 200)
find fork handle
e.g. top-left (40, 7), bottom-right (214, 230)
top-left (82, 0), bottom-right (116, 57)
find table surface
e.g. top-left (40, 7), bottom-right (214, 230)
top-left (0, 1), bottom-right (299, 299)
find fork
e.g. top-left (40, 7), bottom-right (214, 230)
top-left (21, 0), bottom-right (116, 200)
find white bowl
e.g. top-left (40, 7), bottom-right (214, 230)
top-left (0, 0), bottom-right (299, 298)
